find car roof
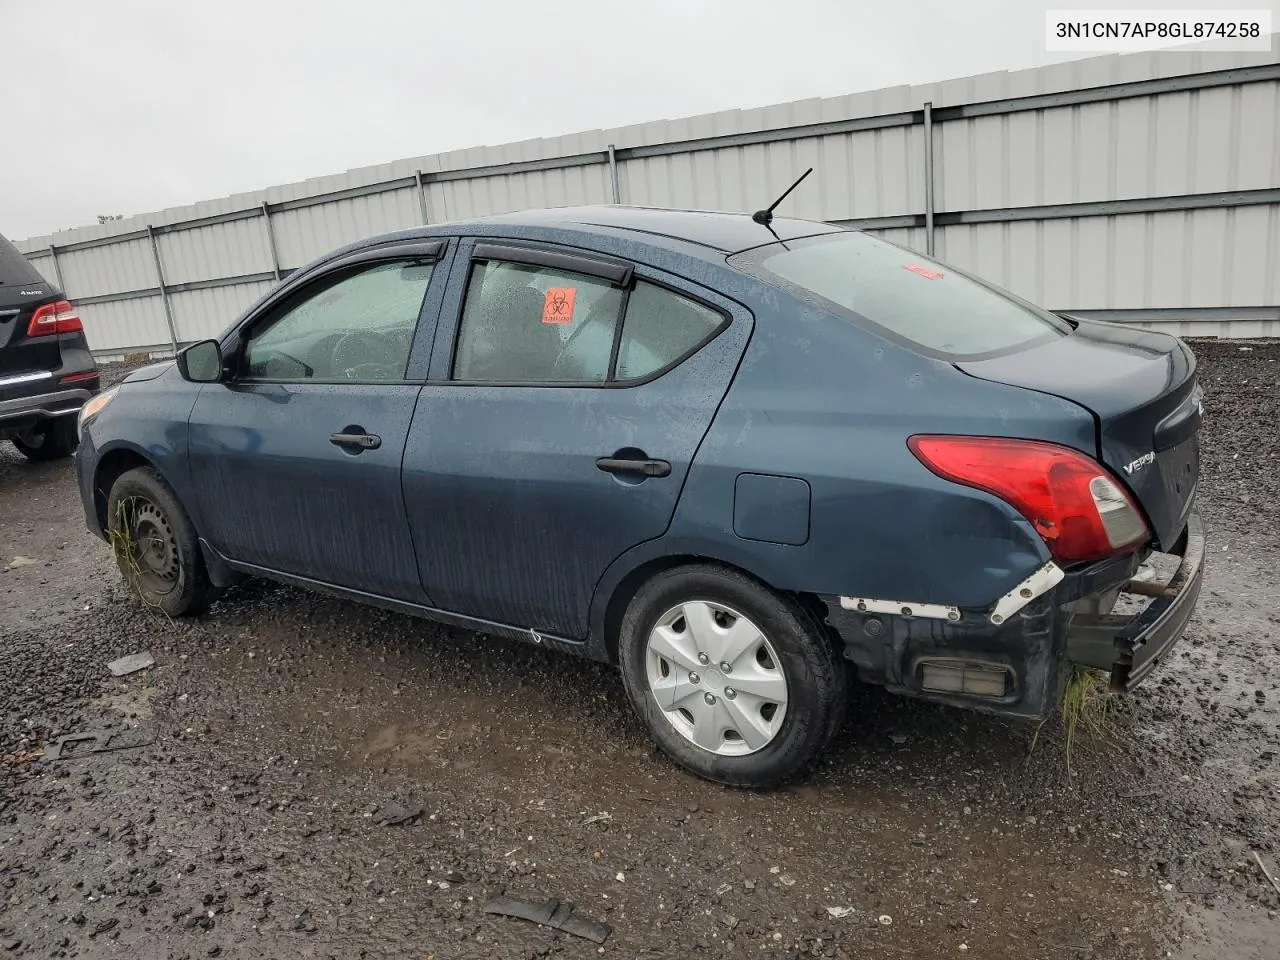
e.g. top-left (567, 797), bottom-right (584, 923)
top-left (463, 205), bottom-right (845, 256)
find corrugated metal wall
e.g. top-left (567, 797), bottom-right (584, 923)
top-left (17, 41), bottom-right (1280, 357)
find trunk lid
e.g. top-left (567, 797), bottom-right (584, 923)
top-left (0, 232), bottom-right (62, 387)
top-left (957, 319), bottom-right (1200, 550)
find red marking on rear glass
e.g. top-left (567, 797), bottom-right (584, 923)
top-left (903, 263), bottom-right (945, 280)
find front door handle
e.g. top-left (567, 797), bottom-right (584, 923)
top-left (596, 456), bottom-right (671, 478)
top-left (329, 431), bottom-right (382, 451)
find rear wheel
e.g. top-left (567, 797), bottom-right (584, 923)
top-left (618, 564), bottom-right (847, 788)
top-left (106, 467), bottom-right (215, 616)
top-left (12, 417), bottom-right (78, 461)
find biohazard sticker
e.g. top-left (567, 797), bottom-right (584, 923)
top-left (542, 287), bottom-right (577, 324)
top-left (902, 263), bottom-right (944, 280)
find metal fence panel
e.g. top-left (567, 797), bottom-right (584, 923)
top-left (169, 280), bottom-right (273, 343)
top-left (58, 238), bottom-right (156, 299)
top-left (158, 216), bottom-right (271, 285)
top-left (935, 204), bottom-right (1280, 312)
top-left (77, 297), bottom-right (170, 354)
top-left (434, 162), bottom-right (612, 221)
top-left (23, 254), bottom-right (57, 286)
top-left (271, 187), bottom-right (422, 268)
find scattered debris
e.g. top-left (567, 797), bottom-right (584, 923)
top-left (107, 651), bottom-right (155, 677)
top-left (615, 872), bottom-right (625, 882)
top-left (889, 733), bottom-right (908, 745)
top-left (373, 803), bottom-right (423, 827)
top-left (581, 811), bottom-right (613, 825)
top-left (826, 906), bottom-right (856, 919)
top-left (0, 750), bottom-right (43, 766)
top-left (1178, 882), bottom-right (1217, 896)
top-left (1252, 851), bottom-right (1280, 897)
top-left (778, 873), bottom-right (796, 887)
top-left (88, 917), bottom-right (118, 937)
top-left (878, 914), bottom-right (893, 926)
top-left (42, 728), bottom-right (155, 762)
top-left (483, 895), bottom-right (612, 944)
top-left (715, 911), bottom-right (739, 929)
top-left (4, 556), bottom-right (39, 570)
top-left (715, 883), bottom-right (732, 896)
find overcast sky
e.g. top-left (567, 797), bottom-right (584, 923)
top-left (0, 0), bottom-right (1271, 239)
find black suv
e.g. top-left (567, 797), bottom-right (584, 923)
top-left (0, 231), bottom-right (99, 460)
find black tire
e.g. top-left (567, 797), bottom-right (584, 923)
top-left (12, 417), bottom-right (78, 461)
top-left (618, 564), bottom-right (848, 788)
top-left (106, 466), bottom-right (215, 617)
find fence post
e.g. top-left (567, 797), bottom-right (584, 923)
top-left (260, 202), bottom-right (282, 281)
top-left (415, 170), bottom-right (432, 224)
top-left (922, 101), bottom-right (936, 256)
top-left (607, 144), bottom-right (620, 204)
top-left (47, 243), bottom-right (66, 293)
top-left (145, 225), bottom-right (180, 354)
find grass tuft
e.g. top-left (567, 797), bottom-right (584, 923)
top-left (1028, 666), bottom-right (1111, 771)
top-left (107, 497), bottom-right (169, 618)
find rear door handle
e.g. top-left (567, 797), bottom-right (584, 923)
top-left (596, 456), bottom-right (671, 478)
top-left (329, 432), bottom-right (382, 451)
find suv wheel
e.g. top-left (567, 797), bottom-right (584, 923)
top-left (12, 417), bottom-right (78, 461)
top-left (106, 466), bottom-right (216, 616)
top-left (618, 564), bottom-right (847, 788)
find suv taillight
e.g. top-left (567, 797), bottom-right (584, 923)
top-left (907, 435), bottom-right (1149, 563)
top-left (27, 299), bottom-right (83, 337)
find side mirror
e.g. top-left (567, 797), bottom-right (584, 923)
top-left (177, 339), bottom-right (223, 383)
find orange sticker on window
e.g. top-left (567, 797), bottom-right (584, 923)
top-left (542, 287), bottom-right (577, 324)
top-left (903, 263), bottom-right (944, 280)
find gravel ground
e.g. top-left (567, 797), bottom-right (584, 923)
top-left (1, 340), bottom-right (1277, 959)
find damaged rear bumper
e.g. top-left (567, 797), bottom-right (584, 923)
top-left (819, 512), bottom-right (1205, 719)
top-left (1064, 513), bottom-right (1205, 690)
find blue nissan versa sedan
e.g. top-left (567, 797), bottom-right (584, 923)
top-left (75, 205), bottom-right (1205, 787)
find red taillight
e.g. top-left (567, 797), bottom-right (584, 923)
top-left (27, 299), bottom-right (83, 337)
top-left (907, 435), bottom-right (1149, 563)
top-left (60, 371), bottom-right (99, 384)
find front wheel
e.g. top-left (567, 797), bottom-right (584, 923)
top-left (12, 417), bottom-right (78, 461)
top-left (618, 564), bottom-right (848, 788)
top-left (106, 466), bottom-right (215, 617)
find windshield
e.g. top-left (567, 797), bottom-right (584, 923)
top-left (734, 232), bottom-right (1068, 359)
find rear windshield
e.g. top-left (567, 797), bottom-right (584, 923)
top-left (732, 232), bottom-right (1067, 359)
top-left (0, 233), bottom-right (47, 288)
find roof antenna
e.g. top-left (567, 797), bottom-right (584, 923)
top-left (752, 167), bottom-right (813, 225)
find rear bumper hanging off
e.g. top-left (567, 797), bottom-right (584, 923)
top-left (1064, 513), bottom-right (1205, 690)
top-left (819, 513), bottom-right (1205, 718)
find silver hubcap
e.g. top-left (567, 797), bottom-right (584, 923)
top-left (645, 600), bottom-right (789, 756)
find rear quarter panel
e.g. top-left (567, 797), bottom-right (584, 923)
top-left (589, 273), bottom-right (1101, 649)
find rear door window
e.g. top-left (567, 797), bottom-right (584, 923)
top-left (731, 232), bottom-right (1068, 359)
top-left (452, 255), bottom-right (727, 384)
top-left (615, 281), bottom-right (725, 381)
top-left (453, 260), bottom-right (624, 382)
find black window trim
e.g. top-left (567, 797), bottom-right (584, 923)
top-left (471, 241), bottom-right (633, 287)
top-left (447, 251), bottom-right (731, 390)
top-left (232, 250), bottom-right (443, 386)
